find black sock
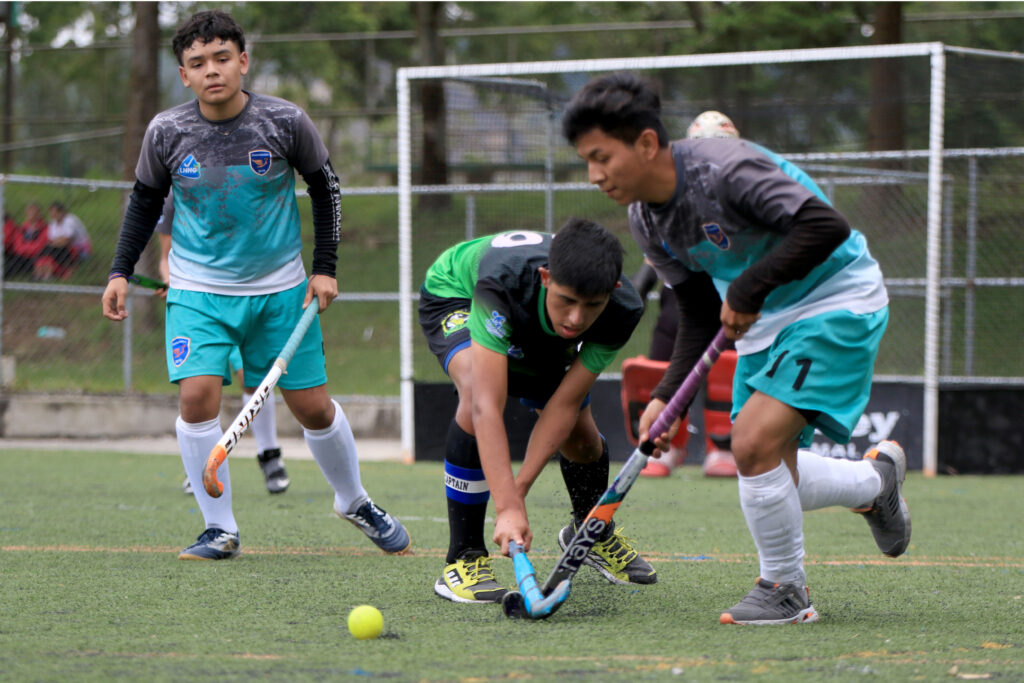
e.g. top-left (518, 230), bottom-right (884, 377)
top-left (559, 436), bottom-right (610, 528)
top-left (443, 419), bottom-right (489, 563)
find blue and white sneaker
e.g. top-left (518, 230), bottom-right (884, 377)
top-left (336, 499), bottom-right (411, 554)
top-left (178, 528), bottom-right (241, 561)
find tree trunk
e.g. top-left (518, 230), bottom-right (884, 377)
top-left (414, 2), bottom-right (450, 210)
top-left (868, 2), bottom-right (904, 152)
top-left (2, 2), bottom-right (15, 173)
top-left (863, 2), bottom-right (905, 211)
top-left (124, 2), bottom-right (162, 332)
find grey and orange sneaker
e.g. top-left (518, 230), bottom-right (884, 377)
top-left (720, 577), bottom-right (819, 625)
top-left (852, 440), bottom-right (911, 557)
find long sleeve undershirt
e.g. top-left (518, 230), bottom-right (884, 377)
top-left (651, 196), bottom-right (850, 402)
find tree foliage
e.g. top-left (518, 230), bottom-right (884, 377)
top-left (6, 1), bottom-right (1023, 177)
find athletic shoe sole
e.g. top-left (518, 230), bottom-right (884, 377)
top-left (432, 578), bottom-right (504, 604)
top-left (720, 606), bottom-right (820, 625)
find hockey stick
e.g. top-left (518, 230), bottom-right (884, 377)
top-left (535, 327), bottom-right (729, 613)
top-left (202, 302), bottom-right (319, 497)
top-left (501, 541), bottom-right (571, 619)
top-left (127, 273), bottom-right (168, 290)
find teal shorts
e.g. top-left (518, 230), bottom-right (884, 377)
top-left (732, 307), bottom-right (888, 447)
top-left (166, 282), bottom-right (326, 390)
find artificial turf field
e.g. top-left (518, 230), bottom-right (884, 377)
top-left (1, 449), bottom-right (1022, 682)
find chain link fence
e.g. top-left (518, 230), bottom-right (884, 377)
top-left (0, 177), bottom-right (411, 396)
top-left (2, 146), bottom-right (1022, 396)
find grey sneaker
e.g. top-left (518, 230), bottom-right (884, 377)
top-left (178, 528), bottom-right (241, 561)
top-left (558, 520), bottom-right (657, 586)
top-left (336, 499), bottom-right (411, 554)
top-left (852, 440), bottom-right (911, 557)
top-left (720, 578), bottom-right (819, 625)
top-left (257, 448), bottom-right (290, 494)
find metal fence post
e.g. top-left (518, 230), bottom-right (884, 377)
top-left (0, 177), bottom-right (5, 388)
top-left (465, 193), bottom-right (476, 241)
top-left (0, 176), bottom-right (4, 389)
top-left (123, 292), bottom-right (133, 392)
top-left (941, 178), bottom-right (954, 375)
top-left (964, 155), bottom-right (978, 376)
top-left (922, 46), bottom-right (947, 478)
top-left (545, 110), bottom-right (554, 233)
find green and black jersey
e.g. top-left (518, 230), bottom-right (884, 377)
top-left (422, 230), bottom-right (643, 379)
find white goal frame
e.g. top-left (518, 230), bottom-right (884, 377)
top-left (396, 42), bottom-right (1024, 475)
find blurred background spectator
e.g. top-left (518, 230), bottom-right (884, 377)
top-left (34, 201), bottom-right (91, 280)
top-left (4, 203), bottom-right (49, 279)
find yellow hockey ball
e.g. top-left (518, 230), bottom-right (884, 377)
top-left (347, 605), bottom-right (383, 640)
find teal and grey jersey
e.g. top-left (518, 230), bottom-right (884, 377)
top-left (629, 138), bottom-right (888, 355)
top-left (135, 92), bottom-right (329, 295)
top-left (422, 230), bottom-right (643, 377)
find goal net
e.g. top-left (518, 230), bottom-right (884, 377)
top-left (395, 43), bottom-right (1024, 471)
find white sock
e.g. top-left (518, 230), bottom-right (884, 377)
top-left (244, 390), bottom-right (279, 454)
top-left (796, 449), bottom-right (882, 511)
top-left (304, 399), bottom-right (368, 514)
top-left (738, 462), bottom-right (805, 586)
top-left (175, 415), bottom-right (238, 534)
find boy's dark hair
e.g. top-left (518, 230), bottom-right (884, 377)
top-left (172, 10), bottom-right (246, 65)
top-left (562, 72), bottom-right (669, 147)
top-left (548, 217), bottom-right (623, 298)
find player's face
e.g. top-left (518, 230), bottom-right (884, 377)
top-left (574, 127), bottom-right (658, 205)
top-left (540, 268), bottom-right (613, 339)
top-left (178, 38), bottom-right (249, 118)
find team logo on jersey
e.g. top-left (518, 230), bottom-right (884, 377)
top-left (441, 309), bottom-right (469, 337)
top-left (507, 344), bottom-right (524, 360)
top-left (249, 150), bottom-right (272, 176)
top-left (177, 154), bottom-right (201, 179)
top-left (702, 223), bottom-right (730, 250)
top-left (485, 310), bottom-right (507, 338)
top-left (171, 336), bottom-right (191, 367)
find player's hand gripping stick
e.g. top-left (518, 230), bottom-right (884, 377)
top-left (203, 303), bottom-right (319, 497)
top-left (501, 541), bottom-right (571, 620)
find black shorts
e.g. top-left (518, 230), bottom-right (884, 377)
top-left (418, 288), bottom-right (471, 374)
top-left (418, 288), bottom-right (588, 409)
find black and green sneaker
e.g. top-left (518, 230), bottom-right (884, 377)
top-left (557, 520), bottom-right (657, 586)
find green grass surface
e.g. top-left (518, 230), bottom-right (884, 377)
top-left (2, 449), bottom-right (1022, 681)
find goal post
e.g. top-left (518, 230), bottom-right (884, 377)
top-left (396, 42), bottom-right (1024, 474)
